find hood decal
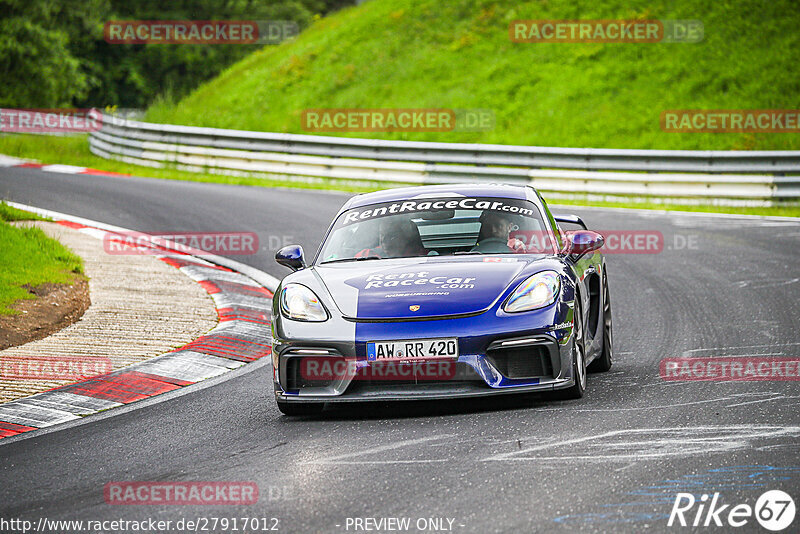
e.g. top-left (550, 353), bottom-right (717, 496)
top-left (317, 258), bottom-right (527, 319)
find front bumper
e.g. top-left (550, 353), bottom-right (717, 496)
top-left (276, 381), bottom-right (569, 403)
top-left (272, 305), bottom-right (577, 403)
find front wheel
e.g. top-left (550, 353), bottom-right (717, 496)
top-left (588, 272), bottom-right (613, 373)
top-left (553, 300), bottom-right (587, 400)
top-left (276, 401), bottom-right (325, 416)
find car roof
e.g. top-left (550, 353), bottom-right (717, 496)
top-left (342, 184), bottom-right (537, 210)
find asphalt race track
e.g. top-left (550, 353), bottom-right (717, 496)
top-left (1, 167), bottom-right (799, 533)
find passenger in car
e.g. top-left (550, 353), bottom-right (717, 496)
top-left (356, 217), bottom-right (427, 258)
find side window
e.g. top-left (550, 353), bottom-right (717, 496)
top-left (536, 192), bottom-right (564, 252)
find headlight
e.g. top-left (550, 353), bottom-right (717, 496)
top-left (280, 283), bottom-right (328, 322)
top-left (504, 271), bottom-right (560, 313)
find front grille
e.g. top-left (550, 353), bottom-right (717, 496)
top-left (486, 345), bottom-right (553, 379)
top-left (348, 362), bottom-right (482, 389)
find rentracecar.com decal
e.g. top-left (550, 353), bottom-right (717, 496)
top-left (362, 271), bottom-right (476, 290)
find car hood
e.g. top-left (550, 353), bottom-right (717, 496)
top-left (312, 256), bottom-right (541, 319)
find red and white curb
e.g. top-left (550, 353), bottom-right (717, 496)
top-left (0, 154), bottom-right (130, 177)
top-left (0, 203), bottom-right (279, 440)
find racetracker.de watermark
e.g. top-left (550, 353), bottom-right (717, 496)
top-left (661, 110), bottom-right (800, 132)
top-left (0, 356), bottom-right (112, 380)
top-left (301, 108), bottom-right (495, 132)
top-left (660, 357), bottom-right (800, 381)
top-left (508, 230), bottom-right (698, 254)
top-left (0, 108), bottom-right (102, 133)
top-left (103, 231), bottom-right (259, 255)
top-left (104, 20), bottom-right (298, 45)
top-left (510, 20), bottom-right (703, 43)
top-left (0, 517), bottom-right (280, 533)
top-left (300, 357), bottom-right (459, 382)
top-left (104, 481), bottom-right (259, 505)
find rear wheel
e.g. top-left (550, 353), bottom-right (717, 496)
top-left (554, 300), bottom-right (586, 400)
top-left (276, 401), bottom-right (325, 416)
top-left (588, 272), bottom-right (613, 373)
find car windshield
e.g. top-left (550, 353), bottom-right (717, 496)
top-left (318, 196), bottom-right (554, 263)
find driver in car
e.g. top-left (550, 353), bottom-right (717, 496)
top-left (471, 211), bottom-right (527, 254)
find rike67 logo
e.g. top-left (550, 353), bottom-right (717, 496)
top-left (668, 490), bottom-right (795, 531)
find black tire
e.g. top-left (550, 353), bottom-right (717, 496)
top-left (276, 401), bottom-right (325, 416)
top-left (553, 299), bottom-right (587, 400)
top-left (588, 272), bottom-right (613, 373)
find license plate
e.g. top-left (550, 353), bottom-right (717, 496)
top-left (367, 338), bottom-right (458, 361)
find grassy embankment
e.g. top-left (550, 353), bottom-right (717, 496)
top-left (0, 203), bottom-right (84, 314)
top-left (2, 0), bottom-right (799, 215)
top-left (148, 0), bottom-right (800, 149)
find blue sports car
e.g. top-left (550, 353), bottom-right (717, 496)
top-left (271, 184), bottom-right (613, 415)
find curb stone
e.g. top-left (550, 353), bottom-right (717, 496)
top-left (0, 208), bottom-right (278, 440)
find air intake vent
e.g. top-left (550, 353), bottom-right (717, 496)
top-left (487, 345), bottom-right (553, 379)
top-left (285, 357), bottom-right (343, 390)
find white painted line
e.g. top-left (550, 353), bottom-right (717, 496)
top-left (27, 391), bottom-right (121, 412)
top-left (0, 154), bottom-right (31, 167)
top-left (211, 293), bottom-right (273, 310)
top-left (130, 353), bottom-right (238, 382)
top-left (681, 342), bottom-right (800, 357)
top-left (176, 264), bottom-right (257, 285)
top-left (733, 278), bottom-right (799, 289)
top-left (21, 398), bottom-right (105, 416)
top-left (6, 202), bottom-right (133, 233)
top-left (41, 164), bottom-right (88, 174)
top-left (77, 227), bottom-right (109, 240)
top-left (305, 435), bottom-right (454, 465)
top-left (614, 462), bottom-right (637, 472)
top-left (530, 395), bottom-right (751, 413)
top-left (309, 460), bottom-right (451, 465)
top-left (0, 403), bottom-right (80, 427)
top-left (168, 351), bottom-right (247, 370)
top-left (726, 395), bottom-right (800, 408)
top-left (482, 426), bottom-right (800, 462)
top-left (551, 203), bottom-right (800, 222)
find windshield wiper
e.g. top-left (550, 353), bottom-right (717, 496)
top-left (320, 255), bottom-right (382, 264)
top-left (453, 251), bottom-right (483, 255)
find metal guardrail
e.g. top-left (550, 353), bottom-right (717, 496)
top-left (89, 113), bottom-right (800, 205)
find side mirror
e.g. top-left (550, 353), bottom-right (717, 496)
top-left (276, 244), bottom-right (306, 271)
top-left (564, 230), bottom-right (604, 258)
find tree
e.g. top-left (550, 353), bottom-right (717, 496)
top-left (0, 0), bottom-right (106, 107)
top-left (0, 0), bottom-right (356, 109)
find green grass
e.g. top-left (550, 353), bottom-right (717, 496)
top-left (145, 0), bottom-right (800, 150)
top-left (0, 201), bottom-right (48, 222)
top-left (0, 203), bottom-right (84, 315)
top-left (5, 0), bottom-right (799, 217)
top-left (1, 133), bottom-right (798, 217)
